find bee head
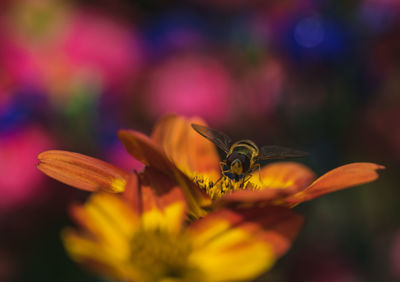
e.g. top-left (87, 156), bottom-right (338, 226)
top-left (230, 159), bottom-right (243, 176)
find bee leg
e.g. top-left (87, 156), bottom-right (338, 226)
top-left (219, 161), bottom-right (227, 173)
top-left (216, 162), bottom-right (229, 184)
top-left (241, 177), bottom-right (246, 188)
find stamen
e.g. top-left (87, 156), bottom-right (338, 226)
top-left (194, 175), bottom-right (262, 199)
top-left (129, 229), bottom-right (201, 281)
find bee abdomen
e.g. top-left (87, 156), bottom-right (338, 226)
top-left (235, 140), bottom-right (258, 151)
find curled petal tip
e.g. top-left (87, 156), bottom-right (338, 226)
top-left (377, 164), bottom-right (386, 170)
top-left (117, 129), bottom-right (173, 172)
top-left (37, 150), bottom-right (130, 193)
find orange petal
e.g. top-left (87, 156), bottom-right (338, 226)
top-left (236, 206), bottom-right (304, 256)
top-left (187, 205), bottom-right (303, 257)
top-left (285, 162), bottom-right (385, 205)
top-left (37, 150), bottom-right (130, 192)
top-left (222, 162), bottom-right (316, 204)
top-left (218, 188), bottom-right (287, 204)
top-left (118, 129), bottom-right (211, 218)
top-left (121, 173), bottom-right (140, 214)
top-left (141, 168), bottom-right (187, 212)
top-left (118, 130), bottom-right (172, 173)
top-left (256, 162), bottom-right (316, 190)
top-left (151, 114), bottom-right (221, 181)
top-left (139, 168), bottom-right (187, 233)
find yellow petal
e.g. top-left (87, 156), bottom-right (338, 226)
top-left (285, 162), bottom-right (385, 205)
top-left (62, 227), bottom-right (122, 263)
top-left (70, 193), bottom-right (138, 256)
top-left (140, 185), bottom-right (186, 233)
top-left (62, 228), bottom-right (140, 281)
top-left (88, 193), bottom-right (139, 237)
top-left (190, 237), bottom-right (274, 281)
top-left (151, 114), bottom-right (221, 181)
top-left (187, 206), bottom-right (303, 256)
top-left (188, 210), bottom-right (274, 280)
top-left (37, 150), bottom-right (129, 192)
top-left (187, 209), bottom-right (240, 248)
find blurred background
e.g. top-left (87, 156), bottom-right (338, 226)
top-left (0, 0), bottom-right (399, 281)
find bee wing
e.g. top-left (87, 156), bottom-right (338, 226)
top-left (258, 145), bottom-right (308, 160)
top-left (191, 124), bottom-right (232, 153)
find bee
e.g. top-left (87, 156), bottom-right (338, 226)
top-left (191, 124), bottom-right (307, 185)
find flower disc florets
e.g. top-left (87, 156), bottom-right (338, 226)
top-left (193, 175), bottom-right (260, 199)
top-left (129, 229), bottom-right (200, 281)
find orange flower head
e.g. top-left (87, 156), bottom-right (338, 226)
top-left (63, 168), bottom-right (303, 281)
top-left (37, 114), bottom-right (384, 216)
top-left (117, 114), bottom-right (384, 211)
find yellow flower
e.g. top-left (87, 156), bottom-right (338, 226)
top-left (62, 168), bottom-right (303, 282)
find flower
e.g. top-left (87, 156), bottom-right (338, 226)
top-left (62, 168), bottom-right (303, 281)
top-left (37, 114), bottom-right (384, 217)
top-left (117, 114), bottom-right (384, 210)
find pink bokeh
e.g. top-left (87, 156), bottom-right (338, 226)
top-left (1, 5), bottom-right (142, 100)
top-left (239, 60), bottom-right (285, 118)
top-left (147, 55), bottom-right (233, 125)
top-left (0, 126), bottom-right (53, 212)
top-left (62, 11), bottom-right (143, 89)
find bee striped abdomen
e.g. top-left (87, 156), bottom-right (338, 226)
top-left (235, 140), bottom-right (259, 152)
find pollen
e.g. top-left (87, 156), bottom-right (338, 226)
top-left (111, 178), bottom-right (127, 193)
top-left (194, 175), bottom-right (261, 199)
top-left (129, 229), bottom-right (201, 281)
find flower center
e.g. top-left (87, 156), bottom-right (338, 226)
top-left (129, 229), bottom-right (200, 281)
top-left (193, 175), bottom-right (261, 199)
